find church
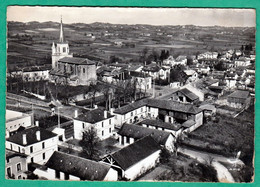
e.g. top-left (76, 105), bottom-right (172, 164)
top-left (49, 18), bottom-right (97, 86)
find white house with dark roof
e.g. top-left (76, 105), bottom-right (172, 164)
top-left (101, 136), bottom-right (161, 180)
top-left (73, 108), bottom-right (115, 140)
top-left (33, 151), bottom-right (117, 181)
top-left (6, 126), bottom-right (58, 165)
top-left (113, 99), bottom-right (150, 127)
top-left (117, 123), bottom-right (175, 152)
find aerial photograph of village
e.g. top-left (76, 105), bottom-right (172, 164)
top-left (5, 7), bottom-right (255, 182)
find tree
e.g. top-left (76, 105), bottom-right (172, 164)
top-left (79, 126), bottom-right (100, 160)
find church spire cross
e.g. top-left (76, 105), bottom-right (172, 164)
top-left (59, 16), bottom-right (64, 43)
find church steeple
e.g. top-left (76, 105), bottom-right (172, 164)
top-left (59, 16), bottom-right (64, 43)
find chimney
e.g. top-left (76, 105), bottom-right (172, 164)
top-left (104, 110), bottom-right (107, 119)
top-left (35, 121), bottom-right (39, 127)
top-left (23, 134), bottom-right (27, 145)
top-left (110, 108), bottom-right (114, 115)
top-left (74, 110), bottom-right (78, 118)
top-left (36, 131), bottom-right (41, 141)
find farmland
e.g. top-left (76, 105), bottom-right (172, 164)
top-left (7, 21), bottom-right (255, 70)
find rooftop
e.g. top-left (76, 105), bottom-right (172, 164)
top-left (46, 151), bottom-right (111, 180)
top-left (138, 119), bottom-right (182, 131)
top-left (74, 108), bottom-right (114, 124)
top-left (59, 57), bottom-right (95, 65)
top-left (114, 99), bottom-right (147, 115)
top-left (178, 88), bottom-right (199, 101)
top-left (228, 90), bottom-right (250, 99)
top-left (7, 127), bottom-right (57, 146)
top-left (146, 99), bottom-right (203, 114)
top-left (110, 136), bottom-right (161, 170)
top-left (118, 123), bottom-right (174, 145)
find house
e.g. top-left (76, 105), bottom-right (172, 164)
top-left (73, 108), bottom-right (115, 140)
top-left (50, 18), bottom-right (97, 86)
top-left (183, 69), bottom-right (198, 83)
top-left (170, 88), bottom-right (199, 104)
top-left (160, 66), bottom-right (171, 80)
top-left (6, 126), bottom-right (58, 164)
top-left (199, 104), bottom-right (217, 117)
top-left (129, 71), bottom-right (152, 91)
top-left (127, 65), bottom-right (143, 72)
top-left (137, 119), bottom-right (183, 137)
top-left (33, 151), bottom-right (117, 181)
top-left (145, 99), bottom-right (203, 131)
top-left (6, 109), bottom-right (33, 138)
top-left (6, 150), bottom-right (28, 179)
top-left (101, 136), bottom-right (161, 180)
top-left (197, 52), bottom-right (218, 60)
top-left (117, 123), bottom-right (175, 152)
top-left (22, 66), bottom-right (50, 82)
top-left (227, 90), bottom-right (251, 109)
top-left (234, 57), bottom-right (251, 67)
top-left (141, 62), bottom-right (161, 79)
top-left (113, 99), bottom-right (148, 127)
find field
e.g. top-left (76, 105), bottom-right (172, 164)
top-left (7, 21), bottom-right (255, 70)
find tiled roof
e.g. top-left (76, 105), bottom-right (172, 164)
top-left (138, 119), bottom-right (182, 131)
top-left (228, 90), bottom-right (250, 99)
top-left (6, 150), bottom-right (27, 159)
top-left (6, 127), bottom-right (57, 146)
top-left (178, 88), bottom-right (199, 101)
top-left (182, 120), bottom-right (196, 128)
top-left (113, 99), bottom-right (147, 115)
top-left (59, 57), bottom-right (95, 65)
top-left (118, 123), bottom-right (174, 145)
top-left (111, 136), bottom-right (161, 170)
top-left (46, 151), bottom-right (111, 180)
top-left (146, 99), bottom-right (202, 114)
top-left (74, 108), bottom-right (114, 124)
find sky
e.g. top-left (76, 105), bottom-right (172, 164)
top-left (7, 6), bottom-right (256, 27)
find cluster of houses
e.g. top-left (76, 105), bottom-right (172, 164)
top-left (5, 18), bottom-right (255, 181)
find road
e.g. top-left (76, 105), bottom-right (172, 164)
top-left (178, 147), bottom-right (243, 183)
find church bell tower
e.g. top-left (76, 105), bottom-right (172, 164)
top-left (51, 16), bottom-right (72, 69)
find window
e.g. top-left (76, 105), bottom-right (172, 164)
top-left (83, 68), bottom-right (85, 73)
top-left (6, 167), bottom-right (11, 178)
top-left (42, 142), bottom-right (45, 149)
top-left (130, 119), bottom-right (132, 123)
top-left (43, 153), bottom-right (45, 160)
top-left (109, 119), bottom-right (111, 124)
top-left (18, 147), bottom-right (20, 153)
top-left (102, 122), bottom-right (104, 128)
top-left (102, 131), bottom-right (104, 136)
top-left (30, 146), bottom-right (33, 153)
top-left (63, 47), bottom-right (66, 53)
top-left (82, 123), bottom-right (85, 129)
top-left (55, 170), bottom-right (60, 179)
top-left (126, 137), bottom-right (130, 143)
top-left (17, 163), bottom-right (21, 172)
top-left (141, 108), bottom-right (143, 112)
top-left (109, 128), bottom-right (112, 133)
top-left (10, 144), bottom-right (12, 151)
top-left (131, 112), bottom-right (133, 116)
top-left (18, 175), bottom-right (21, 179)
top-left (31, 157), bottom-right (34, 163)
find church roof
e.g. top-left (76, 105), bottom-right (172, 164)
top-left (58, 57), bottom-right (95, 65)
